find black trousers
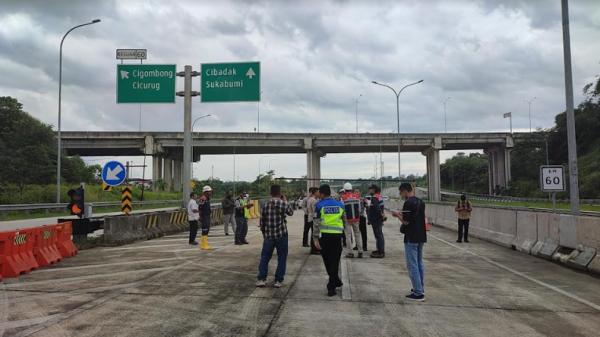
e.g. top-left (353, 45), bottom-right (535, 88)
top-left (303, 214), bottom-right (311, 245)
top-left (235, 216), bottom-right (248, 243)
top-left (319, 233), bottom-right (343, 288)
top-left (458, 219), bottom-right (470, 241)
top-left (201, 219), bottom-right (210, 236)
top-left (359, 216), bottom-right (368, 251)
top-left (188, 220), bottom-right (198, 243)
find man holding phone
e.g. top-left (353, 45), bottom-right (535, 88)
top-left (392, 183), bottom-right (427, 301)
top-left (455, 194), bottom-right (472, 243)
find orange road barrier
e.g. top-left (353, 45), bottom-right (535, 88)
top-left (33, 226), bottom-right (62, 267)
top-left (0, 229), bottom-right (38, 278)
top-left (55, 222), bottom-right (78, 258)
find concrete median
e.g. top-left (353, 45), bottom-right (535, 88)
top-left (103, 206), bottom-right (223, 246)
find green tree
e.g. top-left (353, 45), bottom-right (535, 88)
top-left (0, 96), bottom-right (100, 196)
top-left (440, 152), bottom-right (488, 194)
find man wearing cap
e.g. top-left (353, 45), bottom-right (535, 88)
top-left (198, 185), bottom-right (213, 250)
top-left (313, 184), bottom-right (347, 296)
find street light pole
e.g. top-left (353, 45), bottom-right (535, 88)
top-left (190, 114), bottom-right (212, 180)
top-left (355, 94), bottom-right (362, 133)
top-left (56, 19), bottom-right (100, 203)
top-left (443, 96), bottom-right (451, 133)
top-left (561, 0), bottom-right (580, 214)
top-left (527, 97), bottom-right (536, 133)
top-left (257, 90), bottom-right (263, 132)
top-left (371, 79), bottom-right (424, 181)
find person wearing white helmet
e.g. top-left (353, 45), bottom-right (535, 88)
top-left (340, 182), bottom-right (363, 258)
top-left (198, 185), bottom-right (213, 250)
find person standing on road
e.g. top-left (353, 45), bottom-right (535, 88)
top-left (304, 187), bottom-right (320, 254)
top-left (368, 184), bottom-right (386, 258)
top-left (198, 186), bottom-right (213, 250)
top-left (393, 183), bottom-right (427, 301)
top-left (302, 187), bottom-right (317, 247)
top-left (256, 185), bottom-right (294, 288)
top-left (340, 183), bottom-right (363, 259)
top-left (235, 192), bottom-right (253, 245)
top-left (455, 194), bottom-right (472, 243)
top-left (358, 194), bottom-right (369, 252)
top-left (187, 192), bottom-right (200, 245)
top-left (313, 184), bottom-right (346, 297)
top-left (221, 191), bottom-right (237, 236)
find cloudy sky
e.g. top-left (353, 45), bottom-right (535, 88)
top-left (1, 0), bottom-right (599, 181)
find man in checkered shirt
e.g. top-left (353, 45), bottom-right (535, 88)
top-left (256, 184), bottom-right (294, 288)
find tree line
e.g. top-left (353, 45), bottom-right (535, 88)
top-left (0, 97), bottom-right (100, 198)
top-left (439, 76), bottom-right (600, 199)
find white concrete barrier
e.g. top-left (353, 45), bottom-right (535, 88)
top-left (405, 201), bottom-right (600, 274)
top-left (515, 211), bottom-right (537, 254)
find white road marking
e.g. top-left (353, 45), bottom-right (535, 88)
top-left (341, 258), bottom-right (351, 300)
top-left (430, 233), bottom-right (600, 312)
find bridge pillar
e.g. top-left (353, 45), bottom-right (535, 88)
top-left (173, 160), bottom-right (182, 192)
top-left (306, 150), bottom-right (323, 191)
top-left (423, 145), bottom-right (441, 202)
top-left (164, 158), bottom-right (173, 192)
top-left (485, 146), bottom-right (512, 195)
top-left (152, 157), bottom-right (163, 189)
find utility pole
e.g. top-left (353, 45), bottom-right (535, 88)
top-left (176, 65), bottom-right (200, 208)
top-left (443, 97), bottom-right (451, 133)
top-left (527, 97), bottom-right (536, 133)
top-left (561, 0), bottom-right (580, 214)
top-left (355, 94), bottom-right (362, 133)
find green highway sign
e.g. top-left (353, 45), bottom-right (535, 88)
top-left (117, 64), bottom-right (176, 103)
top-left (201, 62), bottom-right (260, 102)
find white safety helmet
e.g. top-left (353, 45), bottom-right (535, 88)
top-left (202, 185), bottom-right (212, 192)
top-left (343, 182), bottom-right (352, 191)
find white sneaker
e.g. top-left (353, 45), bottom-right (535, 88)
top-left (256, 280), bottom-right (267, 287)
top-left (273, 281), bottom-right (282, 288)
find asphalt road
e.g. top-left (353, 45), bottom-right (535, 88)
top-left (1, 213), bottom-right (599, 336)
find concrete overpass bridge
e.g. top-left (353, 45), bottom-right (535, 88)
top-left (61, 131), bottom-right (518, 200)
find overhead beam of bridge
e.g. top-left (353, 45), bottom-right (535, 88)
top-left (60, 131), bottom-right (517, 156)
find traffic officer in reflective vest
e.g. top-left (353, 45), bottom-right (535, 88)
top-left (313, 184), bottom-right (347, 297)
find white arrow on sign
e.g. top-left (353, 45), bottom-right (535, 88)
top-left (106, 165), bottom-right (123, 180)
top-left (246, 68), bottom-right (256, 79)
top-left (120, 70), bottom-right (129, 79)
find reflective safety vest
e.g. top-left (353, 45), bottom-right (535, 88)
top-left (319, 204), bottom-right (345, 234)
top-left (241, 199), bottom-right (251, 218)
top-left (340, 191), bottom-right (361, 223)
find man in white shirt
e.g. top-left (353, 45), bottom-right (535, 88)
top-left (187, 192), bottom-right (200, 245)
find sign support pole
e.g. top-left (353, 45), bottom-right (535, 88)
top-left (177, 65), bottom-right (200, 208)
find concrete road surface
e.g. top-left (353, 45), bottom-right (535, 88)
top-left (1, 213), bottom-right (599, 336)
top-left (0, 207), bottom-right (178, 232)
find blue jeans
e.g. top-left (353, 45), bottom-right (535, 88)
top-left (371, 222), bottom-right (385, 253)
top-left (404, 242), bottom-right (425, 296)
top-left (257, 234), bottom-right (288, 282)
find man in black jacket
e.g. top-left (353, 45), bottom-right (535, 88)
top-left (393, 183), bottom-right (427, 301)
